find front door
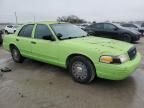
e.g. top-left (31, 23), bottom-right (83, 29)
top-left (31, 24), bottom-right (58, 64)
top-left (103, 23), bottom-right (119, 39)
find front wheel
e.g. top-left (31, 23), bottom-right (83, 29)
top-left (68, 56), bottom-right (96, 83)
top-left (122, 34), bottom-right (132, 43)
top-left (11, 46), bottom-right (24, 63)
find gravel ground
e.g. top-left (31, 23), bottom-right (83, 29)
top-left (0, 37), bottom-right (144, 108)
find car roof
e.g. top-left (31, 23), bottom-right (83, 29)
top-left (26, 21), bottom-right (66, 25)
top-left (94, 22), bottom-right (125, 28)
top-left (95, 22), bottom-right (117, 26)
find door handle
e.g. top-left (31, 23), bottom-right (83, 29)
top-left (16, 39), bottom-right (19, 41)
top-left (31, 41), bottom-right (36, 44)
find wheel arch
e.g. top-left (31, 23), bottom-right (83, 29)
top-left (9, 43), bottom-right (17, 51)
top-left (120, 32), bottom-right (132, 41)
top-left (66, 53), bottom-right (96, 70)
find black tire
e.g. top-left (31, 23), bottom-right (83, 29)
top-left (5, 30), bottom-right (9, 34)
top-left (122, 34), bottom-right (132, 43)
top-left (10, 46), bottom-right (24, 63)
top-left (0, 37), bottom-right (2, 45)
top-left (68, 56), bottom-right (96, 83)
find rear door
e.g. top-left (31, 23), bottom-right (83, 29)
top-left (31, 24), bottom-right (58, 64)
top-left (16, 24), bottom-right (34, 56)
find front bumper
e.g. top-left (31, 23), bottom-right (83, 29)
top-left (132, 35), bottom-right (141, 41)
top-left (95, 52), bottom-right (141, 80)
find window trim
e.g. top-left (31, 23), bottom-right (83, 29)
top-left (18, 24), bottom-right (34, 38)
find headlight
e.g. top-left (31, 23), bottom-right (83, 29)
top-left (100, 54), bottom-right (129, 64)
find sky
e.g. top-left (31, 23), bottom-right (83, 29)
top-left (0, 0), bottom-right (144, 23)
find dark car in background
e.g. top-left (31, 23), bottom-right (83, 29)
top-left (121, 23), bottom-right (144, 36)
top-left (84, 23), bottom-right (141, 43)
top-left (0, 30), bottom-right (3, 44)
top-left (141, 23), bottom-right (144, 27)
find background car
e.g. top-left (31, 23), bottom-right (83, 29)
top-left (141, 23), bottom-right (144, 28)
top-left (121, 23), bottom-right (144, 36)
top-left (0, 30), bottom-right (3, 44)
top-left (84, 22), bottom-right (141, 43)
top-left (141, 23), bottom-right (144, 34)
top-left (4, 25), bottom-right (17, 34)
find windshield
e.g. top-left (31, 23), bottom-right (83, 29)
top-left (50, 23), bottom-right (87, 40)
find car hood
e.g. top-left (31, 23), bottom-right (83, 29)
top-left (121, 27), bottom-right (141, 35)
top-left (62, 36), bottom-right (134, 55)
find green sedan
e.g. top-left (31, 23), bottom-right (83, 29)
top-left (3, 22), bottom-right (141, 83)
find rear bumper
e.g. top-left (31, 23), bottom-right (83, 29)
top-left (95, 53), bottom-right (141, 80)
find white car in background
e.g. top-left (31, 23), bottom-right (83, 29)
top-left (4, 25), bottom-right (17, 34)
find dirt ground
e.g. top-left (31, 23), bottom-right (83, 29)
top-left (0, 37), bottom-right (144, 108)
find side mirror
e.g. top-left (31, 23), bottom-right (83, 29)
top-left (56, 33), bottom-right (63, 39)
top-left (42, 35), bottom-right (55, 41)
top-left (114, 27), bottom-right (118, 31)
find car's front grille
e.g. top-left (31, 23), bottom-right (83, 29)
top-left (128, 47), bottom-right (137, 60)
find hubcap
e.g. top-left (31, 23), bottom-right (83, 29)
top-left (72, 61), bottom-right (88, 80)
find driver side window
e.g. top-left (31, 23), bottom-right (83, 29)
top-left (104, 24), bottom-right (116, 30)
top-left (35, 24), bottom-right (53, 39)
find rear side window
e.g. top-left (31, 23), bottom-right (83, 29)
top-left (34, 24), bottom-right (53, 39)
top-left (18, 24), bottom-right (34, 38)
top-left (7, 25), bottom-right (13, 28)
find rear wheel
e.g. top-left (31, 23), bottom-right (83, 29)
top-left (5, 30), bottom-right (9, 34)
top-left (68, 56), bottom-right (96, 83)
top-left (10, 46), bottom-right (24, 63)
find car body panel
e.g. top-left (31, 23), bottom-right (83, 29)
top-left (3, 22), bottom-right (141, 80)
top-left (96, 52), bottom-right (141, 80)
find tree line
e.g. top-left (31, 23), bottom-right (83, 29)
top-left (57, 15), bottom-right (87, 24)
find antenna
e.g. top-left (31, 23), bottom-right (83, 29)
top-left (14, 12), bottom-right (18, 25)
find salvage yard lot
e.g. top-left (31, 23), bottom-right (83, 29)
top-left (0, 36), bottom-right (144, 108)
